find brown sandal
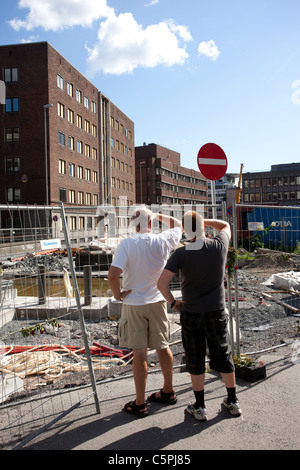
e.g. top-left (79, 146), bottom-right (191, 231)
top-left (148, 389), bottom-right (177, 405)
top-left (123, 400), bottom-right (149, 418)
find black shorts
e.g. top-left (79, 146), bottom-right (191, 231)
top-left (180, 309), bottom-right (234, 375)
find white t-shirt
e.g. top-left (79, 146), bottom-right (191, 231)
top-left (111, 227), bottom-right (182, 305)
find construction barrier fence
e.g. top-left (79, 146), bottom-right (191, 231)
top-left (0, 202), bottom-right (299, 449)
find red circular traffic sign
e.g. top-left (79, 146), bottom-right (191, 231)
top-left (197, 143), bottom-right (228, 180)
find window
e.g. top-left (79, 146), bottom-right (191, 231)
top-left (84, 96), bottom-right (89, 109)
top-left (93, 171), bottom-right (98, 183)
top-left (58, 131), bottom-right (65, 146)
top-left (69, 163), bottom-right (75, 177)
top-left (67, 82), bottom-right (74, 97)
top-left (79, 217), bottom-right (85, 229)
top-left (77, 114), bottom-right (82, 128)
top-left (91, 101), bottom-right (97, 113)
top-left (69, 216), bottom-right (76, 230)
top-left (85, 120), bottom-right (90, 133)
top-left (78, 191), bottom-right (84, 204)
top-left (58, 102), bottom-right (65, 118)
top-left (57, 74), bottom-right (64, 90)
top-left (4, 68), bottom-right (18, 83)
top-left (92, 148), bottom-right (97, 160)
top-left (93, 194), bottom-right (98, 206)
top-left (86, 193), bottom-right (91, 205)
top-left (77, 140), bottom-right (83, 154)
top-left (111, 137), bottom-right (115, 148)
top-left (87, 217), bottom-right (92, 229)
top-left (68, 136), bottom-right (75, 151)
top-left (5, 127), bottom-right (20, 142)
top-left (67, 109), bottom-right (74, 123)
top-left (92, 124), bottom-right (97, 137)
top-left (7, 187), bottom-right (21, 202)
top-left (78, 165), bottom-right (83, 179)
top-left (59, 159), bottom-right (66, 174)
top-left (85, 144), bottom-right (90, 157)
top-left (6, 157), bottom-right (20, 173)
top-left (59, 188), bottom-right (67, 202)
top-left (69, 189), bottom-right (76, 203)
top-left (85, 168), bottom-right (91, 181)
top-left (6, 98), bottom-right (19, 112)
top-left (76, 89), bottom-right (82, 104)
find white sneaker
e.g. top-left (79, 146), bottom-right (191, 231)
top-left (223, 398), bottom-right (242, 416)
top-left (186, 403), bottom-right (207, 421)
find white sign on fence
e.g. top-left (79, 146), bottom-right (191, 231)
top-left (40, 239), bottom-right (62, 251)
top-left (248, 222), bottom-right (264, 231)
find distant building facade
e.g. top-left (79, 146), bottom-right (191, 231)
top-left (0, 42), bottom-right (135, 241)
top-left (242, 163), bottom-right (300, 206)
top-left (135, 143), bottom-right (207, 206)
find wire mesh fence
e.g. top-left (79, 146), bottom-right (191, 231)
top-left (232, 204), bottom-right (300, 356)
top-left (0, 202), bottom-right (299, 449)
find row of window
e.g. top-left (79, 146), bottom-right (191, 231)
top-left (111, 157), bottom-right (133, 175)
top-left (57, 102), bottom-right (97, 136)
top-left (57, 74), bottom-right (97, 114)
top-left (59, 159), bottom-right (98, 182)
top-left (156, 168), bottom-right (206, 186)
top-left (59, 188), bottom-right (98, 206)
top-left (243, 191), bottom-right (300, 203)
top-left (111, 137), bottom-right (133, 157)
top-left (5, 186), bottom-right (100, 205)
top-left (112, 178), bottom-right (133, 192)
top-left (157, 181), bottom-right (206, 197)
top-left (110, 116), bottom-right (132, 141)
top-left (58, 131), bottom-right (98, 159)
top-left (244, 176), bottom-right (299, 188)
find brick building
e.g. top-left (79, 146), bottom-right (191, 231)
top-left (135, 143), bottom-right (207, 206)
top-left (242, 163), bottom-right (300, 206)
top-left (0, 42), bottom-right (135, 239)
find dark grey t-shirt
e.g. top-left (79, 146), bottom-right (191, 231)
top-left (165, 232), bottom-right (229, 313)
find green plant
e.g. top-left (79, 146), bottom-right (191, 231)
top-left (226, 247), bottom-right (238, 277)
top-left (233, 354), bottom-right (255, 368)
top-left (21, 318), bottom-right (62, 337)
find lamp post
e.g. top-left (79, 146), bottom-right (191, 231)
top-left (44, 104), bottom-right (53, 206)
top-left (139, 161), bottom-right (146, 203)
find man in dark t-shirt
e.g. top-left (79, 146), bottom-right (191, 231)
top-left (157, 211), bottom-right (242, 421)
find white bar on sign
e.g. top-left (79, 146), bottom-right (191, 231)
top-left (198, 158), bottom-right (227, 165)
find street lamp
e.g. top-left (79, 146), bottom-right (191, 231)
top-left (44, 104), bottom-right (53, 206)
top-left (139, 161), bottom-right (146, 203)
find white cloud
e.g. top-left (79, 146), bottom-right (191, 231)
top-left (198, 40), bottom-right (220, 61)
top-left (86, 12), bottom-right (191, 75)
top-left (8, 0), bottom-right (193, 75)
top-left (9, 0), bottom-right (112, 31)
top-left (144, 0), bottom-right (160, 6)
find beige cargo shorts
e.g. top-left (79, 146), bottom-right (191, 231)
top-left (118, 301), bottom-right (170, 350)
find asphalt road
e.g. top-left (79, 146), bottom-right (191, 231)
top-left (17, 343), bottom-right (300, 453)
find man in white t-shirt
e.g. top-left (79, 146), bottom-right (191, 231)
top-left (108, 206), bottom-right (182, 418)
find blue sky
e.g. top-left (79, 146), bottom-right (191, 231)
top-left (1, 0), bottom-right (300, 175)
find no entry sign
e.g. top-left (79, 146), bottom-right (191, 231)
top-left (197, 143), bottom-right (228, 181)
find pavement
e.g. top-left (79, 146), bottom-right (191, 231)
top-left (14, 342), bottom-right (300, 453)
